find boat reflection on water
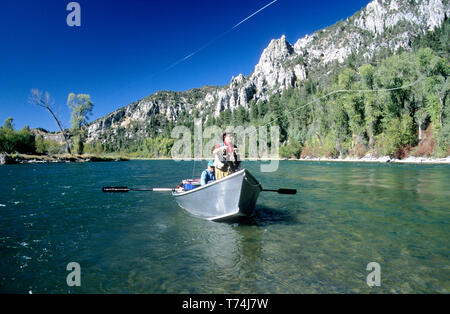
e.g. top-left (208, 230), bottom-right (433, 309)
top-left (192, 220), bottom-right (266, 292)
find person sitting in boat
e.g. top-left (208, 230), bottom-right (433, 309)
top-left (200, 160), bottom-right (216, 185)
top-left (212, 131), bottom-right (241, 180)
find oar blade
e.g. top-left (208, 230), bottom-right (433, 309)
top-left (261, 188), bottom-right (297, 194)
top-left (277, 188), bottom-right (297, 195)
top-left (102, 186), bottom-right (130, 193)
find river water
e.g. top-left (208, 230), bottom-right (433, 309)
top-left (0, 160), bottom-right (448, 293)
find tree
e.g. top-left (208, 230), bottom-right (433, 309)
top-left (330, 93), bottom-right (351, 156)
top-left (376, 113), bottom-right (416, 157)
top-left (334, 67), bottom-right (366, 153)
top-left (279, 139), bottom-right (302, 158)
top-left (3, 117), bottom-right (14, 130)
top-left (219, 108), bottom-right (232, 127)
top-left (0, 118), bottom-right (35, 154)
top-left (257, 101), bottom-right (268, 119)
top-left (29, 89), bottom-right (72, 155)
top-left (67, 93), bottom-right (94, 154)
top-left (249, 99), bottom-right (258, 121)
top-left (415, 108), bottom-right (428, 141)
top-left (0, 117), bottom-right (17, 153)
top-left (360, 64), bottom-right (381, 148)
top-left (16, 126), bottom-right (36, 154)
top-left (267, 93), bottom-right (288, 142)
top-left (375, 53), bottom-right (418, 118)
top-left (67, 93), bottom-right (94, 131)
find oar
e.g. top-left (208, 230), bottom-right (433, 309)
top-left (102, 186), bottom-right (173, 193)
top-left (261, 188), bottom-right (297, 195)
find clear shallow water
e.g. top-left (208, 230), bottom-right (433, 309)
top-left (0, 160), bottom-right (449, 293)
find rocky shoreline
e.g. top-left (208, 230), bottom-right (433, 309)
top-left (1, 153), bottom-right (449, 165)
top-left (0, 153), bottom-right (129, 165)
top-left (294, 155), bottom-right (450, 164)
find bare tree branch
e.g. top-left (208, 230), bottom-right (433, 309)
top-left (29, 89), bottom-right (72, 155)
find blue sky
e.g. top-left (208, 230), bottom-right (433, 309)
top-left (0, 0), bottom-right (370, 132)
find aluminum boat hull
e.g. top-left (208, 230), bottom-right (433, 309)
top-left (172, 169), bottom-right (261, 221)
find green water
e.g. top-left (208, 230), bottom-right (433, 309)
top-left (0, 160), bottom-right (449, 293)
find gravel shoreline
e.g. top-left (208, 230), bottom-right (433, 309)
top-left (1, 153), bottom-right (449, 165)
top-left (293, 155), bottom-right (450, 164)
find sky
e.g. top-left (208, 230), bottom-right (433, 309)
top-left (0, 0), bottom-right (370, 132)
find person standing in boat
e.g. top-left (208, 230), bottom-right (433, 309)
top-left (212, 131), bottom-right (241, 180)
top-left (200, 160), bottom-right (216, 185)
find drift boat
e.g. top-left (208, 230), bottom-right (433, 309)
top-left (172, 169), bottom-right (262, 221)
top-left (102, 168), bottom-right (295, 222)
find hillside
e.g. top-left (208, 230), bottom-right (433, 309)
top-left (79, 0), bottom-right (450, 158)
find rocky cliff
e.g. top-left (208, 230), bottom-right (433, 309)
top-left (86, 0), bottom-right (449, 144)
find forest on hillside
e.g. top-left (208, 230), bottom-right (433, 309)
top-left (100, 18), bottom-right (449, 159)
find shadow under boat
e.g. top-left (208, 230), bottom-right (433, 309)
top-left (226, 204), bottom-right (302, 226)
